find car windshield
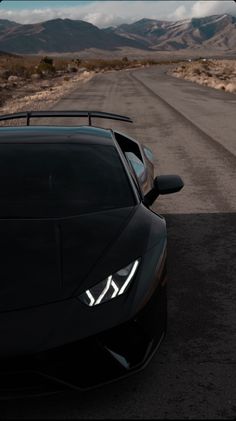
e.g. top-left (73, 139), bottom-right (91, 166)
top-left (0, 143), bottom-right (135, 218)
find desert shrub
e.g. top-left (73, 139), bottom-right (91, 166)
top-left (37, 62), bottom-right (56, 75)
top-left (0, 60), bottom-right (37, 79)
top-left (77, 57), bottom-right (157, 73)
top-left (8, 64), bottom-right (26, 77)
top-left (0, 69), bottom-right (11, 80)
top-left (40, 56), bottom-right (53, 66)
top-left (37, 56), bottom-right (56, 75)
top-left (73, 58), bottom-right (81, 66)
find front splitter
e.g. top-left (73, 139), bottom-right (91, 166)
top-left (0, 284), bottom-right (166, 399)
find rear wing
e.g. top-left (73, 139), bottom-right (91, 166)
top-left (0, 111), bottom-right (133, 127)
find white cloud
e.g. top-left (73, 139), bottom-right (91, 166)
top-left (190, 0), bottom-right (236, 18)
top-left (0, 1), bottom-right (235, 26)
top-left (1, 7), bottom-right (68, 24)
top-left (171, 5), bottom-right (188, 20)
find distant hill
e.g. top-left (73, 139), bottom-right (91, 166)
top-left (0, 18), bottom-right (148, 54)
top-left (0, 19), bottom-right (21, 31)
top-left (0, 50), bottom-right (17, 57)
top-left (0, 14), bottom-right (235, 54)
top-left (111, 14), bottom-right (236, 51)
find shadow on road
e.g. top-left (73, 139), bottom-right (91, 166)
top-left (165, 212), bottom-right (236, 364)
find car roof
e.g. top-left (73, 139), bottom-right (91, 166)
top-left (0, 126), bottom-right (114, 145)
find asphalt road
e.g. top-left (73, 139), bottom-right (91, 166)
top-left (1, 66), bottom-right (236, 419)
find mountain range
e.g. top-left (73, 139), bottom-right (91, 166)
top-left (0, 14), bottom-right (235, 54)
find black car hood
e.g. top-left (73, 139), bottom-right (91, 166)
top-left (0, 205), bottom-right (165, 312)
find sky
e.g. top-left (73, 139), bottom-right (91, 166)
top-left (0, 1), bottom-right (236, 27)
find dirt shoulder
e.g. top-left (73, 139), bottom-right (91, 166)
top-left (0, 70), bottom-right (95, 116)
top-left (169, 59), bottom-right (236, 94)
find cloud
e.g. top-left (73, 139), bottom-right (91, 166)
top-left (1, 7), bottom-right (68, 24)
top-left (190, 0), bottom-right (236, 18)
top-left (1, 1), bottom-right (175, 26)
top-left (171, 5), bottom-right (188, 20)
top-left (0, 1), bottom-right (235, 26)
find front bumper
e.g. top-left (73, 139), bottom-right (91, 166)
top-left (0, 279), bottom-right (167, 398)
top-left (0, 240), bottom-right (167, 397)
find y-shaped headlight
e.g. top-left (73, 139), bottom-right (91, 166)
top-left (79, 260), bottom-right (139, 307)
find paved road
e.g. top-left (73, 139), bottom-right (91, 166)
top-left (2, 66), bottom-right (236, 419)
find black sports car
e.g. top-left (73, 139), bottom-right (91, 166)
top-left (0, 111), bottom-right (183, 397)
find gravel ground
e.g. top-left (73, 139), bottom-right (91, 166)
top-left (0, 70), bottom-right (95, 118)
top-left (170, 59), bottom-right (236, 94)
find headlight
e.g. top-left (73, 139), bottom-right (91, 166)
top-left (79, 260), bottom-right (139, 307)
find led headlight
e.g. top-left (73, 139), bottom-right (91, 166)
top-left (79, 260), bottom-right (139, 307)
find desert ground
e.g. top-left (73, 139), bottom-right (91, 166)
top-left (171, 59), bottom-right (236, 93)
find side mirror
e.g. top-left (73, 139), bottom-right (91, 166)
top-left (144, 175), bottom-right (184, 206)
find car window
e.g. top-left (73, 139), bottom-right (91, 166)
top-left (114, 131), bottom-right (143, 161)
top-left (0, 144), bottom-right (135, 218)
top-left (125, 151), bottom-right (146, 181)
top-left (143, 146), bottom-right (154, 164)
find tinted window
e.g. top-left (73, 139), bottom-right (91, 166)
top-left (125, 152), bottom-right (146, 182)
top-left (115, 132), bottom-right (143, 161)
top-left (0, 144), bottom-right (135, 218)
top-left (143, 147), bottom-right (154, 164)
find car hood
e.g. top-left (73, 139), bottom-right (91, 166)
top-left (0, 205), bottom-right (165, 312)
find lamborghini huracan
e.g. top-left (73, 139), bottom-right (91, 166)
top-left (0, 111), bottom-right (183, 397)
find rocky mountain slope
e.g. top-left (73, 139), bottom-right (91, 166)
top-left (0, 14), bottom-right (235, 54)
top-left (111, 14), bottom-right (236, 51)
top-left (0, 18), bottom-right (147, 54)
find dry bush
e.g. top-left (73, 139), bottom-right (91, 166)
top-left (0, 55), bottom-right (158, 83)
top-left (0, 56), bottom-right (39, 80)
top-left (81, 58), bottom-right (157, 72)
top-left (36, 56), bottom-right (56, 76)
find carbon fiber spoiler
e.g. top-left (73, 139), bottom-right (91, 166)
top-left (0, 111), bottom-right (133, 126)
